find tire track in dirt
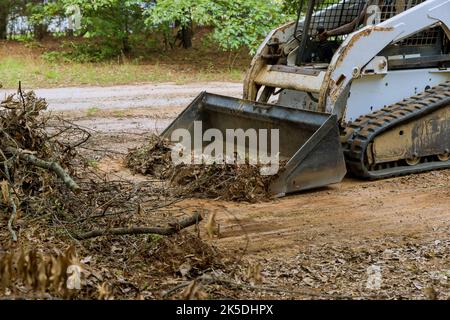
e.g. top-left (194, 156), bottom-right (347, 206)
top-left (179, 171), bottom-right (450, 260)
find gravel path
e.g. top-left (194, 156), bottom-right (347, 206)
top-left (0, 82), bottom-right (243, 111)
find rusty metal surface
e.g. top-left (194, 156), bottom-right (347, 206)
top-left (243, 21), bottom-right (297, 101)
top-left (254, 67), bottom-right (326, 94)
top-left (372, 106), bottom-right (449, 163)
top-left (334, 26), bottom-right (394, 69)
top-left (269, 65), bottom-right (323, 76)
top-left (319, 25), bottom-right (395, 112)
top-left (321, 0), bottom-right (450, 114)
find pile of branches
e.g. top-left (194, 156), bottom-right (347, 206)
top-left (0, 90), bottom-right (86, 241)
top-left (125, 135), bottom-right (278, 202)
top-left (171, 163), bottom-right (274, 202)
top-left (125, 135), bottom-right (173, 179)
top-left (0, 88), bottom-right (220, 300)
top-left (0, 89), bottom-right (197, 242)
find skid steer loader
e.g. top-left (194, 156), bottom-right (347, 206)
top-left (162, 0), bottom-right (450, 197)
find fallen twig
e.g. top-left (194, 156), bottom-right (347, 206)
top-left (7, 195), bottom-right (17, 242)
top-left (75, 212), bottom-right (202, 240)
top-left (6, 147), bottom-right (81, 193)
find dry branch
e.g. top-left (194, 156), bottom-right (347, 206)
top-left (7, 195), bottom-right (18, 242)
top-left (75, 212), bottom-right (202, 240)
top-left (6, 147), bottom-right (81, 193)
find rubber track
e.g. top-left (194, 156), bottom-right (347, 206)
top-left (344, 81), bottom-right (450, 179)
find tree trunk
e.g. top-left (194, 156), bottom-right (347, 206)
top-left (0, 17), bottom-right (7, 40)
top-left (122, 35), bottom-right (131, 54)
top-left (122, 10), bottom-right (131, 54)
top-left (0, 2), bottom-right (9, 39)
top-left (34, 24), bottom-right (47, 41)
top-left (181, 23), bottom-right (193, 49)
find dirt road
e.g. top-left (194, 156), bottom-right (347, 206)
top-left (190, 170), bottom-right (450, 299)
top-left (89, 133), bottom-right (450, 299)
top-left (0, 82), bottom-right (242, 112)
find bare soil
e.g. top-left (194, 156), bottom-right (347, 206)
top-left (56, 84), bottom-right (450, 299)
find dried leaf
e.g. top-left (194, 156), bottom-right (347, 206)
top-left (180, 280), bottom-right (208, 300)
top-left (1, 180), bottom-right (9, 204)
top-left (179, 262), bottom-right (192, 278)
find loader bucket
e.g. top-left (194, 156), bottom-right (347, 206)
top-left (161, 92), bottom-right (346, 197)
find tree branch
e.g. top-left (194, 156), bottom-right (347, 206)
top-left (6, 147), bottom-right (81, 193)
top-left (75, 212), bottom-right (202, 240)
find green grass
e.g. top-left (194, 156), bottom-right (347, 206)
top-left (147, 234), bottom-right (163, 243)
top-left (0, 54), bottom-right (245, 89)
top-left (86, 106), bottom-right (101, 117)
top-left (86, 159), bottom-right (99, 168)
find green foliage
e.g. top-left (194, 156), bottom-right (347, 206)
top-left (68, 42), bottom-right (121, 62)
top-left (147, 234), bottom-right (163, 244)
top-left (62, 0), bottom-right (146, 47)
top-left (210, 0), bottom-right (290, 54)
top-left (41, 51), bottom-right (62, 63)
top-left (42, 40), bottom-right (122, 63)
top-left (86, 158), bottom-right (100, 167)
top-left (147, 0), bottom-right (214, 27)
top-left (281, 0), bottom-right (304, 15)
top-left (4, 0), bottom-right (298, 58)
top-left (147, 0), bottom-right (293, 54)
top-left (26, 1), bottom-right (62, 27)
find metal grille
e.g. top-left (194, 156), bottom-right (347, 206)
top-left (375, 0), bottom-right (441, 47)
top-left (309, 0), bottom-right (366, 34)
top-left (398, 26), bottom-right (441, 46)
top-left (378, 0), bottom-right (425, 21)
top-left (302, 0), bottom-right (440, 46)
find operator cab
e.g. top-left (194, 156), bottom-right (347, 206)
top-left (288, 0), bottom-right (449, 68)
top-left (249, 0), bottom-right (449, 109)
